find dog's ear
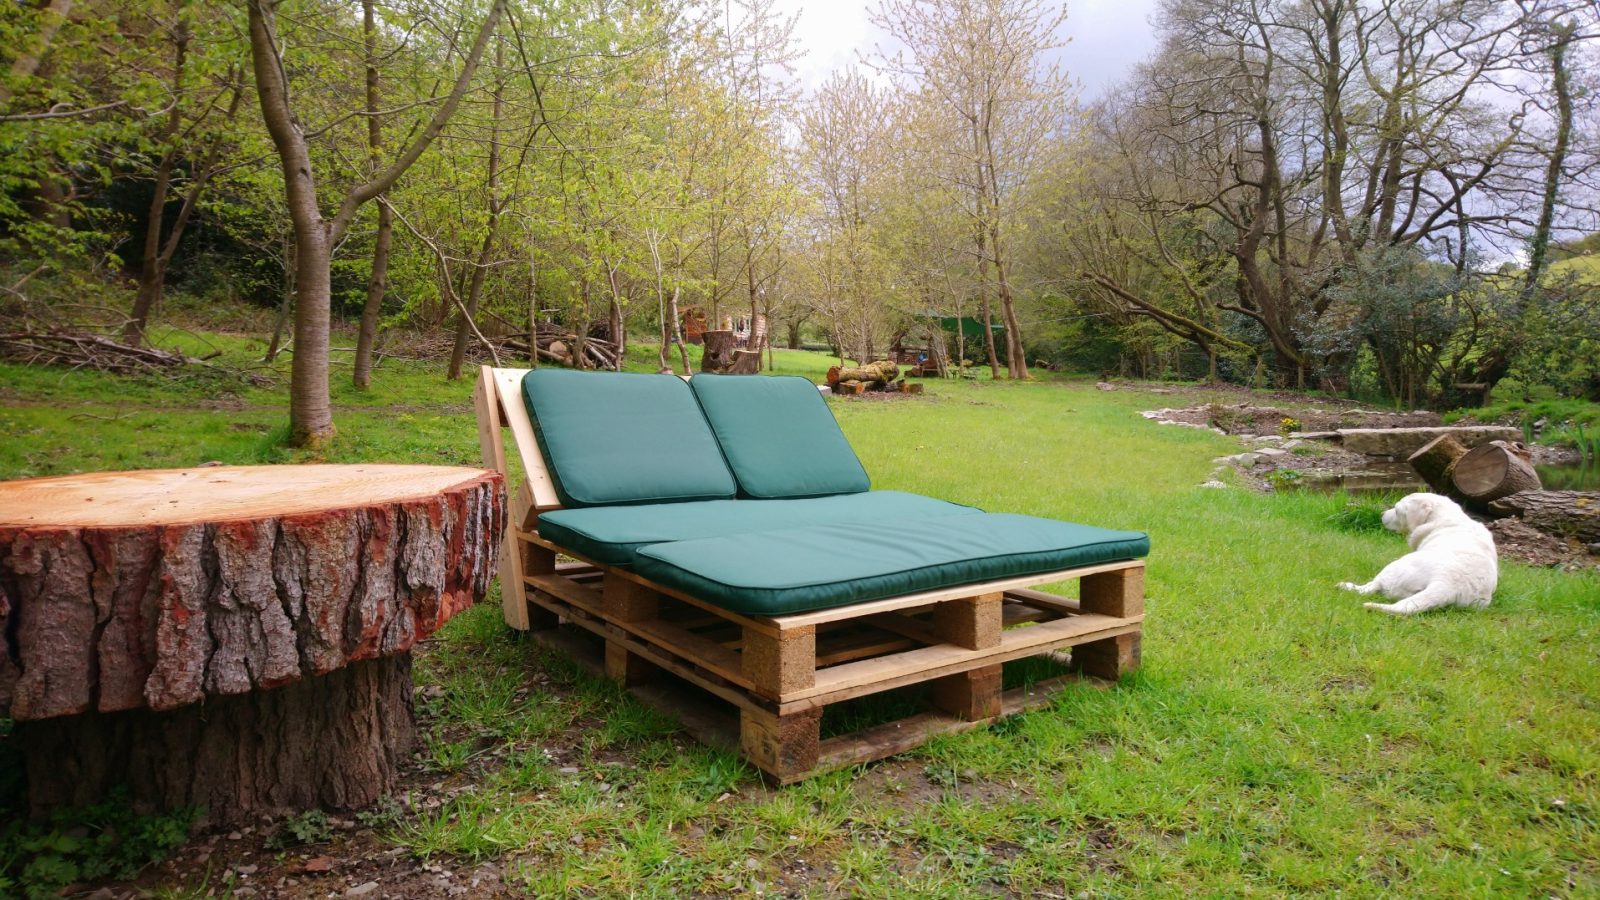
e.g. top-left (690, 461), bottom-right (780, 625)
top-left (1408, 493), bottom-right (1444, 526)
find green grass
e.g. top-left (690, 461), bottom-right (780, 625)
top-left (3, 332), bottom-right (1598, 896)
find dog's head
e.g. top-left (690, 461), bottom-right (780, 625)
top-left (1382, 492), bottom-right (1458, 536)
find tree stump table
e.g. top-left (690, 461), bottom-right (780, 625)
top-left (0, 464), bottom-right (504, 826)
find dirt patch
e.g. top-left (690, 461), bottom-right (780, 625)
top-left (1145, 400), bottom-right (1439, 436)
top-left (1486, 518), bottom-right (1599, 572)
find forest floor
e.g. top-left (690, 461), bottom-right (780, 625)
top-left (3, 328), bottom-right (1599, 898)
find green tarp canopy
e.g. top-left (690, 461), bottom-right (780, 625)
top-left (919, 314), bottom-right (1004, 342)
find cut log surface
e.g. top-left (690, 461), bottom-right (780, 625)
top-left (1452, 441), bottom-right (1542, 506)
top-left (1407, 433), bottom-right (1469, 496)
top-left (1487, 490), bottom-right (1600, 543)
top-left (0, 465), bottom-right (504, 721)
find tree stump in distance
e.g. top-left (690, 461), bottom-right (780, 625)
top-left (1407, 433), bottom-right (1469, 497)
top-left (1452, 441), bottom-right (1542, 507)
top-left (701, 329), bottom-right (738, 372)
top-left (0, 464), bottom-right (504, 826)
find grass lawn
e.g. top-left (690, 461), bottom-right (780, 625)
top-left (2, 330), bottom-right (1598, 896)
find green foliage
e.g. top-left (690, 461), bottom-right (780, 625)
top-left (0, 792), bottom-right (195, 899)
top-left (264, 809), bottom-right (333, 849)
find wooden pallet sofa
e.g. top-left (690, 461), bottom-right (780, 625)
top-left (475, 366), bottom-right (1148, 782)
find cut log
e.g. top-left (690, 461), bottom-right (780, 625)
top-left (1486, 490), bottom-right (1600, 543)
top-left (1452, 441), bottom-right (1542, 506)
top-left (0, 464), bottom-right (504, 825)
top-left (1407, 433), bottom-right (1469, 496)
top-left (727, 349), bottom-right (762, 374)
top-left (825, 360), bottom-right (899, 389)
top-left (701, 329), bottom-right (738, 372)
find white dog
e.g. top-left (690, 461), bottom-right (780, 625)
top-left (1337, 492), bottom-right (1498, 615)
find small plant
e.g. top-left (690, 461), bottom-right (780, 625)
top-left (1279, 416), bottom-right (1303, 435)
top-left (264, 809), bottom-right (333, 849)
top-left (1265, 468), bottom-right (1303, 488)
top-left (0, 792), bottom-right (195, 900)
top-left (1327, 501), bottom-right (1388, 534)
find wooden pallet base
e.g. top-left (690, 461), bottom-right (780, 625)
top-left (512, 534), bottom-right (1145, 783)
top-left (529, 625), bottom-right (1115, 782)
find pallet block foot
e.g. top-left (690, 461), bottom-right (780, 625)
top-left (740, 706), bottom-right (822, 781)
top-left (1074, 566), bottom-right (1143, 679)
top-left (742, 624), bottom-right (816, 695)
top-left (931, 664), bottom-right (1002, 720)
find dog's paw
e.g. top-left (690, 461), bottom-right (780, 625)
top-left (1336, 581), bottom-right (1361, 592)
top-left (1363, 601), bottom-right (1407, 615)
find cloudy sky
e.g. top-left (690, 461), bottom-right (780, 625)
top-left (775, 0), bottom-right (1164, 98)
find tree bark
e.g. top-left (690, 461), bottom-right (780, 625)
top-left (353, 0), bottom-right (391, 391)
top-left (0, 0), bottom-right (74, 106)
top-left (17, 656), bottom-right (415, 827)
top-left (246, 0), bottom-right (504, 446)
top-left (1486, 490), bottom-right (1600, 543)
top-left (701, 329), bottom-right (738, 372)
top-left (0, 464), bottom-right (503, 825)
top-left (1407, 434), bottom-right (1469, 497)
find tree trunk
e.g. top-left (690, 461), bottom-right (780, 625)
top-left (449, 48), bottom-right (505, 381)
top-left (1486, 490), bottom-right (1600, 543)
top-left (1453, 442), bottom-right (1542, 506)
top-left (1407, 434), bottom-right (1470, 497)
top-left (701, 329), bottom-right (738, 373)
top-left (353, 201), bottom-right (391, 389)
top-left (353, 0), bottom-right (390, 392)
top-left (17, 656), bottom-right (415, 827)
top-left (0, 464), bottom-right (503, 825)
top-left (0, 0), bottom-right (74, 106)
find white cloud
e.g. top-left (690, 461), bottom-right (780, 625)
top-left (773, 0), bottom-right (1162, 97)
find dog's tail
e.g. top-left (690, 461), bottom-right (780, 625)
top-left (1363, 584), bottom-right (1462, 616)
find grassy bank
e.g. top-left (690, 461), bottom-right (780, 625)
top-left (2, 334), bottom-right (1597, 896)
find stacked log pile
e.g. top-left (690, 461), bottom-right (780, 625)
top-left (826, 360), bottom-right (921, 395)
top-left (1409, 437), bottom-right (1600, 552)
top-left (0, 329), bottom-right (269, 384)
top-left (498, 325), bottom-right (619, 369)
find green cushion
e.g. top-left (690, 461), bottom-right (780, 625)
top-left (521, 369), bottom-right (737, 507)
top-left (536, 491), bottom-right (981, 566)
top-left (633, 514), bottom-right (1150, 616)
top-left (690, 374), bottom-right (870, 498)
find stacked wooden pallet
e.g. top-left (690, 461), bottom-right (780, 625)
top-left (509, 527), bottom-right (1144, 782)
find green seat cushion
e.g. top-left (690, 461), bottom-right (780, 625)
top-left (690, 374), bottom-right (870, 498)
top-left (633, 513), bottom-right (1150, 616)
top-left (536, 491), bottom-right (981, 566)
top-left (522, 369), bottom-right (736, 507)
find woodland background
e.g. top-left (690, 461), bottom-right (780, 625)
top-left (2, 0), bottom-right (1598, 445)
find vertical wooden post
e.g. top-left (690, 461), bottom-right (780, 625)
top-left (930, 592), bottom-right (1003, 720)
top-left (739, 623), bottom-right (819, 780)
top-left (601, 572), bottom-right (658, 685)
top-left (1074, 564), bottom-right (1143, 680)
top-left (521, 537), bottom-right (558, 631)
top-left (740, 706), bottom-right (822, 782)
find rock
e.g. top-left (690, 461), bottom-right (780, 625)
top-left (304, 856), bottom-right (336, 873)
top-left (1338, 426), bottom-right (1521, 458)
top-left (1095, 382), bottom-right (1116, 391)
top-left (235, 864), bottom-right (260, 875)
top-left (1249, 435), bottom-right (1284, 444)
top-left (1255, 447), bottom-right (1292, 458)
top-left (1214, 453), bottom-right (1261, 467)
top-left (347, 882), bottom-right (379, 897)
top-left (1282, 440), bottom-right (1304, 450)
top-left (1296, 431), bottom-right (1340, 441)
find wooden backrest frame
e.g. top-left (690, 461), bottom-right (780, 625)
top-left (475, 366), bottom-right (563, 529)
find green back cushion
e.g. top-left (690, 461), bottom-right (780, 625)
top-left (690, 375), bottom-right (870, 498)
top-left (521, 369), bottom-right (736, 507)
